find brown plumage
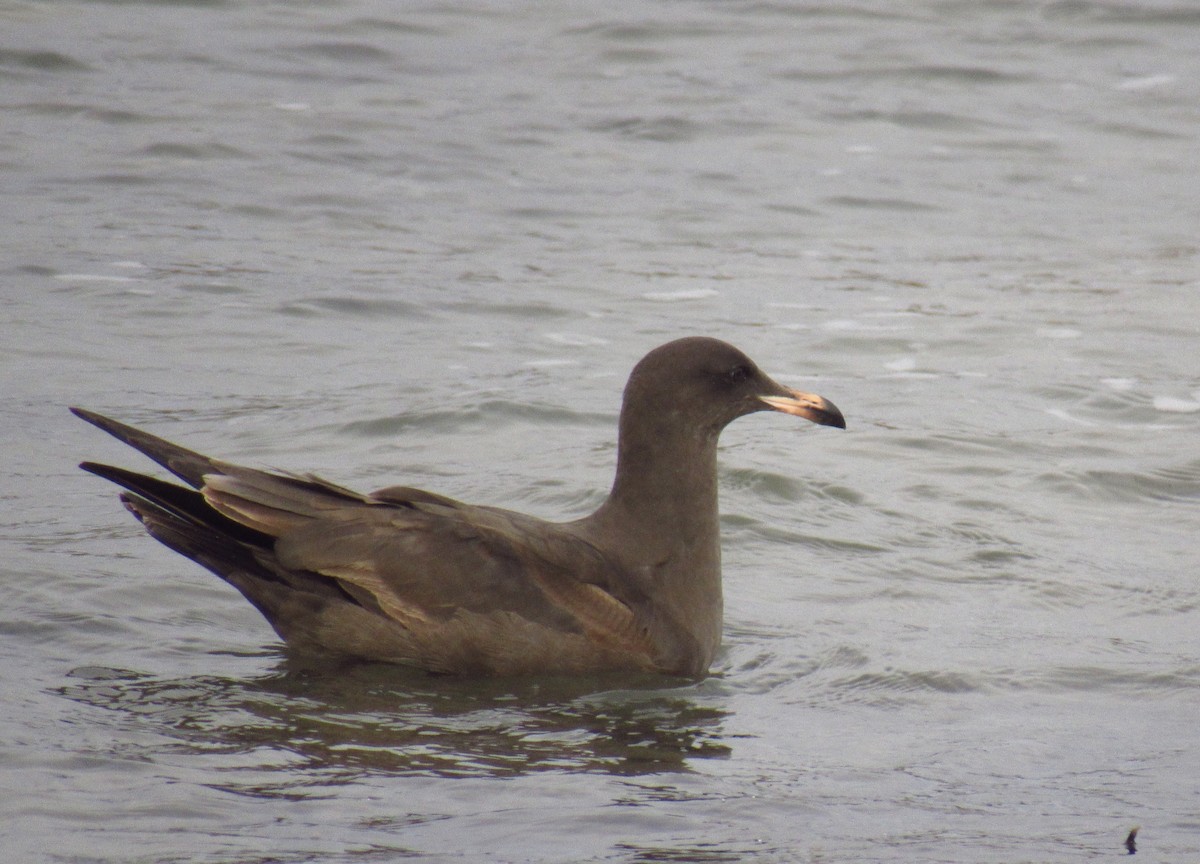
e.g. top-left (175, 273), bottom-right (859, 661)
top-left (74, 337), bottom-right (844, 676)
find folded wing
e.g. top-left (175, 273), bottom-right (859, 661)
top-left (74, 409), bottom-right (656, 674)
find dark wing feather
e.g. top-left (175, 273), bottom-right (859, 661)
top-left (72, 407), bottom-right (218, 488)
top-left (204, 468), bottom-right (647, 645)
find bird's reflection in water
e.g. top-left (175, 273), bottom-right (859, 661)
top-left (58, 655), bottom-right (732, 795)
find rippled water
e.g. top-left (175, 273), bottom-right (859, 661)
top-left (3, 1), bottom-right (1198, 861)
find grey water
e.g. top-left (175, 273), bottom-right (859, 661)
top-left (3, 1), bottom-right (1198, 861)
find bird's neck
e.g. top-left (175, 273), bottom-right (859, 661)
top-left (606, 416), bottom-right (720, 543)
top-left (585, 418), bottom-right (725, 673)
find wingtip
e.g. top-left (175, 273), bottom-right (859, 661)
top-left (71, 406), bottom-right (108, 429)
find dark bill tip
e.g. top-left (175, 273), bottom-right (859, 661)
top-left (758, 390), bottom-right (846, 429)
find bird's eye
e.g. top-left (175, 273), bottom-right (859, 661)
top-left (726, 364), bottom-right (752, 385)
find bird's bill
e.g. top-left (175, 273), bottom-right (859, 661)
top-left (759, 389), bottom-right (846, 429)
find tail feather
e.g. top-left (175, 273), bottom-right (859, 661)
top-left (118, 488), bottom-right (358, 623)
top-left (118, 491), bottom-right (294, 625)
top-left (74, 407), bottom-right (400, 659)
top-left (80, 460), bottom-right (273, 547)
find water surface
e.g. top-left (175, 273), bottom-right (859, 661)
top-left (3, 1), bottom-right (1198, 861)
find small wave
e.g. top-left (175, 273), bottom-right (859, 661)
top-left (721, 466), bottom-right (862, 507)
top-left (588, 115), bottom-right (701, 143)
top-left (1037, 460), bottom-right (1200, 505)
top-left (340, 401), bottom-right (609, 438)
top-left (1152, 395), bottom-right (1200, 414)
top-left (289, 42), bottom-right (394, 64)
top-left (641, 289), bottom-right (720, 302)
top-left (435, 299), bottom-right (571, 320)
top-left (0, 48), bottom-right (89, 73)
top-left (821, 668), bottom-right (982, 706)
top-left (278, 295), bottom-right (428, 319)
top-left (823, 195), bottom-right (942, 213)
top-left (140, 141), bottom-right (252, 160)
top-left (1097, 121), bottom-right (1189, 141)
top-left (785, 63), bottom-right (1028, 86)
top-left (52, 273), bottom-right (142, 283)
top-left (1032, 665), bottom-right (1200, 696)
